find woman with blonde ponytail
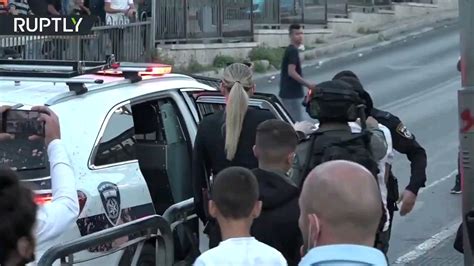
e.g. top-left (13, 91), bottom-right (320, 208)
top-left (192, 63), bottom-right (276, 248)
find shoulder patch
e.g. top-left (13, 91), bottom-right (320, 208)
top-left (396, 123), bottom-right (414, 139)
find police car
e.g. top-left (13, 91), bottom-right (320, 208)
top-left (0, 58), bottom-right (293, 265)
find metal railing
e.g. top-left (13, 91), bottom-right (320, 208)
top-left (328, 0), bottom-right (350, 18)
top-left (0, 13), bottom-right (152, 62)
top-left (163, 198), bottom-right (197, 230)
top-left (156, 0), bottom-right (253, 44)
top-left (391, 0), bottom-right (434, 3)
top-left (348, 0), bottom-right (392, 7)
top-left (37, 215), bottom-right (174, 266)
top-left (253, 0), bottom-right (350, 28)
top-left (254, 0), bottom-right (330, 26)
top-left (162, 198), bottom-right (200, 265)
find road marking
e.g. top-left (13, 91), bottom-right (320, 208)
top-left (418, 169), bottom-right (458, 195)
top-left (393, 220), bottom-right (461, 265)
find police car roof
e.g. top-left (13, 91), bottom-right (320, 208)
top-left (0, 73), bottom-right (215, 107)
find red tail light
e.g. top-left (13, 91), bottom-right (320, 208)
top-left (34, 193), bottom-right (52, 205)
top-left (78, 190), bottom-right (87, 214)
top-left (34, 191), bottom-right (87, 214)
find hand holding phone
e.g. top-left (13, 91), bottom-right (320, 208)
top-left (1, 104), bottom-right (48, 170)
top-left (0, 106), bottom-right (14, 141)
top-left (30, 106), bottom-right (61, 147)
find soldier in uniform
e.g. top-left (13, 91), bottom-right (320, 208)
top-left (333, 71), bottom-right (428, 254)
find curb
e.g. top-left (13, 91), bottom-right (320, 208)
top-left (193, 9), bottom-right (458, 81)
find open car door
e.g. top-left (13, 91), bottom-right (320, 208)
top-left (189, 75), bottom-right (294, 124)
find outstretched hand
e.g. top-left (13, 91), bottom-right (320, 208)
top-left (398, 189), bottom-right (417, 216)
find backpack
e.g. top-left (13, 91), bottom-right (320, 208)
top-left (291, 80), bottom-right (380, 187)
top-left (290, 126), bottom-right (379, 188)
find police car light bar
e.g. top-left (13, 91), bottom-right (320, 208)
top-left (0, 56), bottom-right (115, 78)
top-left (97, 62), bottom-right (173, 77)
top-left (0, 77), bottom-right (104, 84)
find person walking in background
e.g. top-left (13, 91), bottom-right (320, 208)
top-left (279, 24), bottom-right (316, 122)
top-left (193, 167), bottom-right (287, 266)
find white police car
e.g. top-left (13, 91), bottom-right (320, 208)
top-left (0, 59), bottom-right (293, 265)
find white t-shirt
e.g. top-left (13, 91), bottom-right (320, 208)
top-left (348, 122), bottom-right (394, 231)
top-left (104, 0), bottom-right (133, 11)
top-left (194, 237), bottom-right (287, 266)
top-left (104, 0), bottom-right (133, 24)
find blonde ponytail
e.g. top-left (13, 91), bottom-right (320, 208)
top-left (222, 63), bottom-right (254, 161)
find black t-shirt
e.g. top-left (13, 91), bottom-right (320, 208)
top-left (279, 44), bottom-right (304, 99)
top-left (28, 0), bottom-right (48, 15)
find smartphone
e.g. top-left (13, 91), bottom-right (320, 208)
top-left (1, 110), bottom-right (45, 137)
top-left (0, 110), bottom-right (46, 171)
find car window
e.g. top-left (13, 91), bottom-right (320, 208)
top-left (93, 104), bottom-right (137, 167)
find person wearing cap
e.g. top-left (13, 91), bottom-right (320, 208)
top-left (332, 70), bottom-right (427, 254)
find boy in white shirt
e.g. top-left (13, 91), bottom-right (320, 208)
top-left (194, 166), bottom-right (287, 266)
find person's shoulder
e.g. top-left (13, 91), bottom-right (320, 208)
top-left (372, 108), bottom-right (401, 127)
top-left (248, 108), bottom-right (276, 121)
top-left (194, 246), bottom-right (222, 265)
top-left (199, 110), bottom-right (225, 125)
top-left (255, 241), bottom-right (288, 265)
top-left (253, 239), bottom-right (287, 258)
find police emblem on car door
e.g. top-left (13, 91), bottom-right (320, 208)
top-left (98, 182), bottom-right (122, 226)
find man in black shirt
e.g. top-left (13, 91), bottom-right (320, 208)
top-left (279, 24), bottom-right (316, 122)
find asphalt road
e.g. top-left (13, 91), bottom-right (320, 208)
top-left (255, 22), bottom-right (463, 264)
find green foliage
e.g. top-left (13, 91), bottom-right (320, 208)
top-left (253, 61), bottom-right (267, 73)
top-left (213, 55), bottom-right (236, 68)
top-left (249, 47), bottom-right (285, 69)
